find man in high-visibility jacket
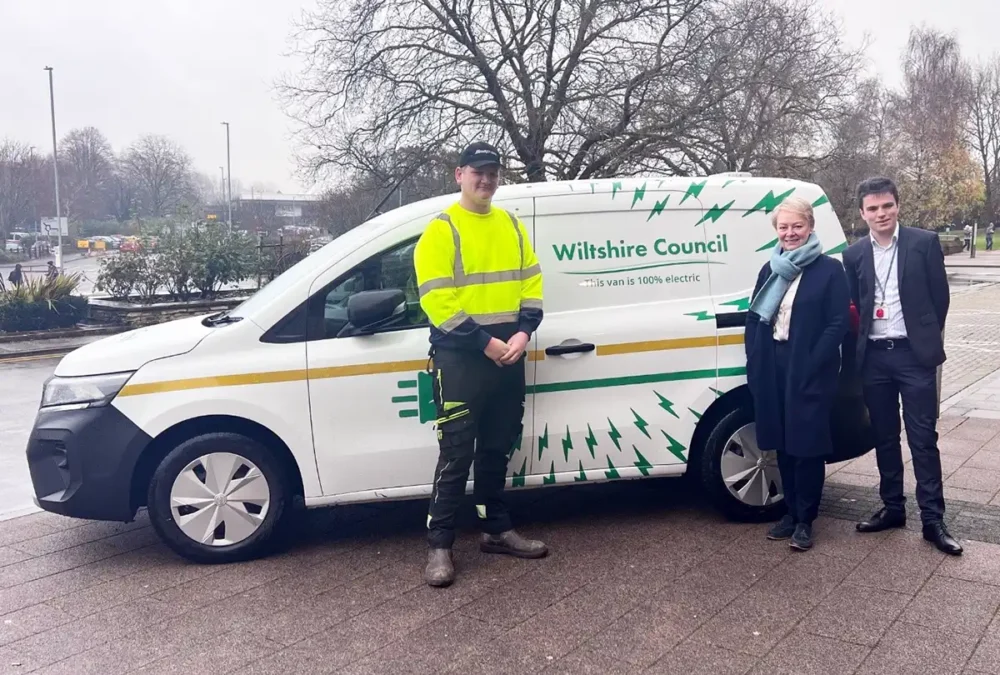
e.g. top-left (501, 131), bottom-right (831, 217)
top-left (414, 141), bottom-right (547, 587)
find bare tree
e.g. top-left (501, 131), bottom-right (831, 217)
top-left (60, 127), bottom-right (115, 221)
top-left (639, 0), bottom-right (865, 177)
top-left (283, 0), bottom-right (854, 182)
top-left (122, 135), bottom-right (196, 217)
top-left (0, 141), bottom-right (46, 238)
top-left (890, 27), bottom-right (978, 229)
top-left (810, 78), bottom-right (896, 228)
top-left (968, 56), bottom-right (1000, 224)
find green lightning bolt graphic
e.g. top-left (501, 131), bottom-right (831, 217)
top-left (709, 387), bottom-right (724, 398)
top-left (654, 391), bottom-right (679, 419)
top-left (743, 188), bottom-right (796, 218)
top-left (508, 431), bottom-right (522, 459)
top-left (631, 182), bottom-right (647, 209)
top-left (647, 196), bottom-right (670, 221)
top-left (755, 238), bottom-right (779, 252)
top-left (543, 461), bottom-right (556, 485)
top-left (612, 181), bottom-right (623, 198)
top-left (608, 418), bottom-right (622, 451)
top-left (562, 426), bottom-right (573, 462)
top-left (538, 424), bottom-right (549, 461)
top-left (661, 430), bottom-right (687, 463)
top-left (605, 456), bottom-right (621, 480)
top-left (688, 407), bottom-right (703, 420)
top-left (723, 179), bottom-right (739, 188)
top-left (825, 242), bottom-right (847, 255)
top-left (585, 424), bottom-right (598, 458)
top-left (512, 458), bottom-right (527, 488)
top-left (633, 446), bottom-right (653, 476)
top-left (695, 201), bottom-right (735, 226)
top-left (812, 194), bottom-right (830, 208)
top-left (680, 180), bottom-right (706, 205)
top-left (684, 311), bottom-right (714, 321)
top-left (721, 297), bottom-right (751, 311)
top-left (631, 409), bottom-right (651, 439)
top-left (574, 460), bottom-right (588, 482)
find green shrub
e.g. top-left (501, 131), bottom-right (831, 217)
top-left (95, 226), bottom-right (255, 302)
top-left (0, 273), bottom-right (87, 332)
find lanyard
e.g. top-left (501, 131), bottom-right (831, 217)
top-left (873, 240), bottom-right (896, 306)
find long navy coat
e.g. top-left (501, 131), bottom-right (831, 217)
top-left (745, 255), bottom-right (850, 458)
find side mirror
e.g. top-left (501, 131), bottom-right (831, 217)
top-left (344, 289), bottom-right (407, 335)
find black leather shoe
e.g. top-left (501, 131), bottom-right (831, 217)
top-left (856, 507), bottom-right (906, 533)
top-left (923, 522), bottom-right (963, 556)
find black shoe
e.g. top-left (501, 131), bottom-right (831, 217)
top-left (767, 515), bottom-right (796, 540)
top-left (480, 530), bottom-right (548, 559)
top-left (424, 548), bottom-right (455, 587)
top-left (923, 522), bottom-right (963, 556)
top-left (856, 507), bottom-right (906, 533)
top-left (790, 523), bottom-right (813, 551)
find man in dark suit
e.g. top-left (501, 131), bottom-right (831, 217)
top-left (842, 176), bottom-right (962, 556)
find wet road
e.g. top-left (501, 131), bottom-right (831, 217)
top-left (0, 355), bottom-right (57, 519)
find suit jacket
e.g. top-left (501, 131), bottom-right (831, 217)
top-left (842, 225), bottom-right (950, 368)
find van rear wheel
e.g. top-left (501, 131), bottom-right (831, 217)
top-left (699, 405), bottom-right (785, 522)
top-left (147, 432), bottom-right (292, 564)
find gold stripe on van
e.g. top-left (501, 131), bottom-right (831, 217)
top-left (116, 334), bottom-right (743, 397)
top-left (597, 333), bottom-right (743, 356)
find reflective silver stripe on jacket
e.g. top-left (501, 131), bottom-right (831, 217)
top-left (417, 211), bottom-right (530, 297)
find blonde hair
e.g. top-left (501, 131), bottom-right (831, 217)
top-left (771, 196), bottom-right (815, 229)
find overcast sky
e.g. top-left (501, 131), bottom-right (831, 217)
top-left (1, 0), bottom-right (997, 195)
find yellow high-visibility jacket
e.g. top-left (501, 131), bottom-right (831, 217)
top-left (414, 202), bottom-right (543, 352)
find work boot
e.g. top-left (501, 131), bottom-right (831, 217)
top-left (480, 530), bottom-right (548, 559)
top-left (424, 548), bottom-right (455, 587)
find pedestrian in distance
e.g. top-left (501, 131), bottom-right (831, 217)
top-left (46, 261), bottom-right (58, 281)
top-left (7, 263), bottom-right (23, 289)
top-left (745, 196), bottom-right (850, 551)
top-left (843, 176), bottom-right (962, 556)
top-left (413, 141), bottom-right (547, 587)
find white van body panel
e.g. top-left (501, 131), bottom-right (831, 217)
top-left (56, 315), bottom-right (217, 377)
top-left (70, 174), bottom-right (846, 508)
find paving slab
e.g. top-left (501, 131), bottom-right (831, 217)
top-left (0, 416), bottom-right (998, 674)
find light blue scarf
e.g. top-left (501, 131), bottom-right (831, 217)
top-left (749, 233), bottom-right (823, 324)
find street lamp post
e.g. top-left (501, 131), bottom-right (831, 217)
top-left (221, 122), bottom-right (233, 231)
top-left (43, 66), bottom-right (63, 270)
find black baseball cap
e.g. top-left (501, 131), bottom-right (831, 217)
top-left (459, 141), bottom-right (502, 168)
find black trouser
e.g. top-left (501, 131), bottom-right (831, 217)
top-left (773, 341), bottom-right (826, 525)
top-left (862, 339), bottom-right (945, 525)
top-left (426, 347), bottom-right (525, 549)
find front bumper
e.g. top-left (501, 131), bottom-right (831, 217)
top-left (26, 404), bottom-right (152, 522)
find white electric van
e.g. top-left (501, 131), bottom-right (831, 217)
top-left (27, 174), bottom-right (874, 563)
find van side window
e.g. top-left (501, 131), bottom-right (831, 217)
top-left (308, 239), bottom-right (427, 340)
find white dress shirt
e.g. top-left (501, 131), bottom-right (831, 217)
top-left (869, 224), bottom-right (907, 339)
top-left (772, 273), bottom-right (801, 342)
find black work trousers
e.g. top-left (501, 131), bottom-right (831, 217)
top-left (862, 340), bottom-right (945, 525)
top-left (426, 347), bottom-right (525, 549)
top-left (773, 341), bottom-right (826, 525)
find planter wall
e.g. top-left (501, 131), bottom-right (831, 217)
top-left (88, 295), bottom-right (251, 329)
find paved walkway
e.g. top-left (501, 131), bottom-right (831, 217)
top-left (0, 414), bottom-right (995, 674)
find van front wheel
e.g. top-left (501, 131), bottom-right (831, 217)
top-left (147, 432), bottom-right (291, 564)
top-left (699, 406), bottom-right (785, 522)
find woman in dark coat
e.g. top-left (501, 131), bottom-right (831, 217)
top-left (745, 196), bottom-right (849, 551)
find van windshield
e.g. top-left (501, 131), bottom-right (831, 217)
top-left (228, 223), bottom-right (377, 319)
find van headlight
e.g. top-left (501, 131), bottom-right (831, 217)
top-left (40, 372), bottom-right (135, 410)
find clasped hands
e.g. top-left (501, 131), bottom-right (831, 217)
top-left (484, 332), bottom-right (529, 366)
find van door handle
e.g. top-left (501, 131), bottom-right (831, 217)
top-left (545, 342), bottom-right (596, 356)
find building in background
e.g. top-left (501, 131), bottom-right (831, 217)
top-left (232, 192), bottom-right (324, 234)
